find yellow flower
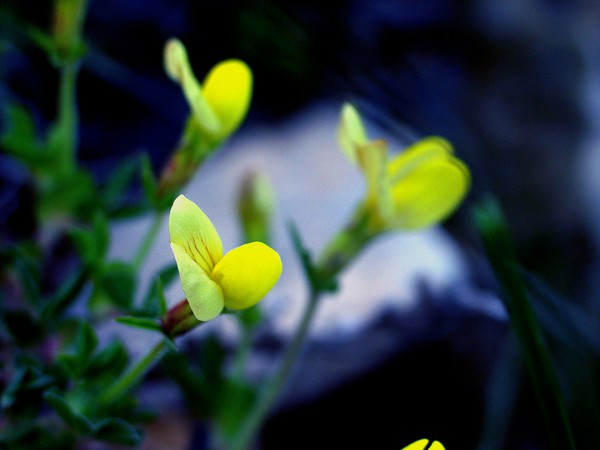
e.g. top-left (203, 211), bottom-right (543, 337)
top-left (169, 195), bottom-right (282, 321)
top-left (164, 38), bottom-right (253, 146)
top-left (401, 439), bottom-right (445, 450)
top-left (338, 103), bottom-right (470, 231)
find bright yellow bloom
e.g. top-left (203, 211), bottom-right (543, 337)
top-left (164, 38), bottom-right (253, 146)
top-left (402, 439), bottom-right (445, 450)
top-left (338, 103), bottom-right (470, 232)
top-left (169, 195), bottom-right (282, 321)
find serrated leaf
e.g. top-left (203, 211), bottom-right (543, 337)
top-left (44, 390), bottom-right (95, 435)
top-left (115, 316), bottom-right (162, 332)
top-left (93, 418), bottom-right (141, 445)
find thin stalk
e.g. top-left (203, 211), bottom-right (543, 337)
top-left (133, 212), bottom-right (164, 270)
top-left (54, 62), bottom-right (79, 172)
top-left (102, 339), bottom-right (169, 406)
top-left (227, 290), bottom-right (320, 450)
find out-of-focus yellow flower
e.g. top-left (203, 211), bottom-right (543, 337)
top-left (169, 195), bottom-right (282, 321)
top-left (338, 103), bottom-right (470, 232)
top-left (157, 39), bottom-right (253, 200)
top-left (164, 38), bottom-right (253, 146)
top-left (401, 439), bottom-right (445, 450)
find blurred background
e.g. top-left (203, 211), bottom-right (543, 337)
top-left (2, 0), bottom-right (600, 449)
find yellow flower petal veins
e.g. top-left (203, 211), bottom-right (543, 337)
top-left (169, 194), bottom-right (223, 274)
top-left (170, 243), bottom-right (225, 321)
top-left (210, 242), bottom-right (282, 310)
top-left (202, 59), bottom-right (253, 143)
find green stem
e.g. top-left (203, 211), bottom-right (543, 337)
top-left (133, 212), bottom-right (164, 270)
top-left (227, 291), bottom-right (321, 450)
top-left (102, 339), bottom-right (169, 406)
top-left (54, 62), bottom-right (79, 172)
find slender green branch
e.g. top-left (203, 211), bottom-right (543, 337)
top-left (133, 212), bottom-right (165, 270)
top-left (227, 291), bottom-right (321, 450)
top-left (102, 338), bottom-right (169, 406)
top-left (56, 62), bottom-right (78, 170)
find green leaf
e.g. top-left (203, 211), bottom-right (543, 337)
top-left (75, 321), bottom-right (98, 362)
top-left (87, 340), bottom-right (129, 379)
top-left (115, 316), bottom-right (162, 332)
top-left (140, 264), bottom-right (178, 316)
top-left (102, 156), bottom-right (143, 215)
top-left (1, 102), bottom-right (41, 164)
top-left (215, 378), bottom-right (257, 436)
top-left (473, 197), bottom-right (576, 450)
top-left (69, 212), bottom-right (109, 267)
top-left (90, 261), bottom-right (136, 310)
top-left (1, 366), bottom-right (27, 409)
top-left (93, 418), bottom-right (141, 445)
top-left (288, 221), bottom-right (337, 293)
top-left (140, 153), bottom-right (158, 207)
top-left (42, 266), bottom-right (90, 319)
top-left (44, 390), bottom-right (95, 435)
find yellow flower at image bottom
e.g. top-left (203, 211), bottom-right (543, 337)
top-left (169, 195), bottom-right (282, 321)
top-left (402, 438), bottom-right (445, 450)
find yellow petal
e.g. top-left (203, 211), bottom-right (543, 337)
top-left (338, 102), bottom-right (368, 163)
top-left (163, 38), bottom-right (220, 134)
top-left (210, 242), bottom-right (282, 310)
top-left (388, 136), bottom-right (454, 183)
top-left (170, 243), bottom-right (224, 321)
top-left (401, 439), bottom-right (430, 450)
top-left (390, 153), bottom-right (470, 230)
top-left (202, 59), bottom-right (253, 142)
top-left (401, 439), bottom-right (445, 450)
top-left (169, 195), bottom-right (223, 274)
top-left (356, 140), bottom-right (392, 222)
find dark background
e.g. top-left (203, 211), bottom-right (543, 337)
top-left (2, 1), bottom-right (600, 449)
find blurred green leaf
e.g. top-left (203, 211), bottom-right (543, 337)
top-left (115, 316), bottom-right (162, 333)
top-left (215, 378), bottom-right (257, 436)
top-left (90, 261), bottom-right (136, 311)
top-left (75, 321), bottom-right (98, 361)
top-left (102, 156), bottom-right (143, 215)
top-left (1, 102), bottom-right (42, 165)
top-left (44, 390), bottom-right (95, 435)
top-left (288, 221), bottom-right (337, 293)
top-left (93, 418), bottom-right (141, 445)
top-left (1, 366), bottom-right (27, 409)
top-left (474, 197), bottom-right (576, 450)
top-left (140, 154), bottom-right (158, 207)
top-left (86, 339), bottom-right (129, 379)
top-left (69, 212), bottom-right (109, 267)
top-left (42, 266), bottom-right (90, 319)
top-left (140, 264), bottom-right (178, 316)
